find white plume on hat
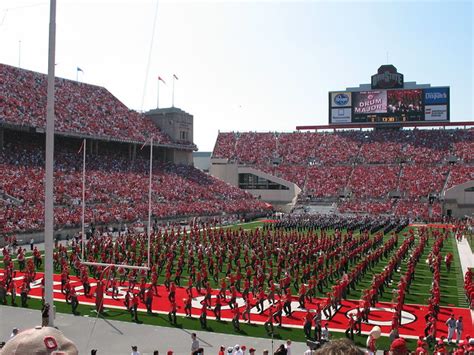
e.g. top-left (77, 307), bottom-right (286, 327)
top-left (0, 326), bottom-right (78, 355)
top-left (369, 325), bottom-right (382, 339)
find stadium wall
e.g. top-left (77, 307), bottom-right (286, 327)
top-left (0, 213), bottom-right (232, 248)
top-left (144, 107), bottom-right (196, 165)
top-left (442, 180), bottom-right (474, 218)
top-left (209, 159), bottom-right (301, 212)
top-left (173, 148), bottom-right (194, 165)
top-left (209, 158), bottom-right (239, 186)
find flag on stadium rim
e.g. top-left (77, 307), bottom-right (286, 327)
top-left (140, 137), bottom-right (154, 150)
top-left (77, 139), bottom-right (85, 153)
top-left (158, 76), bottom-right (166, 84)
top-left (77, 67), bottom-right (83, 72)
top-left (173, 74), bottom-right (178, 80)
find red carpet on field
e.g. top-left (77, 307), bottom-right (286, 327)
top-left (3, 271), bottom-right (472, 340)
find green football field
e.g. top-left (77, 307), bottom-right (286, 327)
top-left (0, 220), bottom-right (469, 352)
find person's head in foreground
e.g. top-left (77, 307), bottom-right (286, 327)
top-left (390, 337), bottom-right (408, 355)
top-left (0, 326), bottom-right (78, 355)
top-left (314, 339), bottom-right (364, 355)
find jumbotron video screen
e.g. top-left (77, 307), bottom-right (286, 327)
top-left (329, 87), bottom-right (450, 124)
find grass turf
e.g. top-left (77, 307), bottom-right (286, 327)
top-left (0, 223), bottom-right (469, 352)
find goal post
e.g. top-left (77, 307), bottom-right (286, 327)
top-left (79, 137), bottom-right (154, 271)
top-left (80, 261), bottom-right (150, 271)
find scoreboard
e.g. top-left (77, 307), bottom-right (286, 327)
top-left (328, 65), bottom-right (449, 125)
top-left (329, 87), bottom-right (450, 124)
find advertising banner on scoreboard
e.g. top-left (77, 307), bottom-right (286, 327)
top-left (353, 91), bottom-right (387, 114)
top-left (331, 92), bottom-right (352, 107)
top-left (424, 87), bottom-right (449, 105)
top-left (331, 108), bottom-right (352, 123)
top-left (425, 105), bottom-right (448, 120)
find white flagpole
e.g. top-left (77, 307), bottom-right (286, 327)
top-left (157, 78), bottom-right (160, 109)
top-left (18, 40), bottom-right (21, 68)
top-left (172, 76), bottom-right (175, 107)
top-left (147, 137), bottom-right (153, 268)
top-left (81, 139), bottom-right (86, 261)
top-left (44, 0), bottom-right (56, 327)
top-left (76, 68), bottom-right (78, 82)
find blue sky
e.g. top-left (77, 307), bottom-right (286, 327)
top-left (0, 0), bottom-right (472, 151)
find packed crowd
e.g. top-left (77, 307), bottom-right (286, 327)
top-left (235, 133), bottom-right (277, 165)
top-left (454, 141), bottom-right (474, 163)
top-left (338, 200), bottom-right (394, 215)
top-left (213, 129), bottom-right (472, 166)
top-left (399, 165), bottom-right (449, 198)
top-left (305, 166), bottom-right (351, 198)
top-left (394, 201), bottom-right (442, 220)
top-left (348, 166), bottom-right (399, 198)
top-left (359, 140), bottom-right (404, 164)
top-left (0, 137), bottom-right (270, 234)
top-left (212, 129), bottom-right (473, 218)
top-left (447, 165), bottom-right (474, 189)
top-left (275, 133), bottom-right (322, 165)
top-left (0, 63), bottom-right (175, 145)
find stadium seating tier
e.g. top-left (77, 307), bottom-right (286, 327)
top-left (0, 63), bottom-right (174, 145)
top-left (212, 129), bottom-right (473, 218)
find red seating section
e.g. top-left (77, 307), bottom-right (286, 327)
top-left (212, 129), bottom-right (474, 219)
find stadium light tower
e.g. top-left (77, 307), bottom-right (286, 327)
top-left (44, 0), bottom-right (57, 326)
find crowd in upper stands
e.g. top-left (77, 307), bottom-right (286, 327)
top-left (213, 129), bottom-right (474, 219)
top-left (399, 165), bottom-right (450, 198)
top-left (338, 199), bottom-right (394, 215)
top-left (0, 63), bottom-right (270, 234)
top-left (306, 166), bottom-right (351, 198)
top-left (0, 135), bottom-right (270, 234)
top-left (0, 63), bottom-right (175, 145)
top-left (448, 165), bottom-right (474, 188)
top-left (1, 62), bottom-right (473, 229)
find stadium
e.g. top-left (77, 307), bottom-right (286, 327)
top-left (0, 1), bottom-right (473, 354)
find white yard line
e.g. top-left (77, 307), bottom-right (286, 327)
top-left (456, 237), bottom-right (474, 276)
top-left (455, 235), bottom-right (474, 319)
